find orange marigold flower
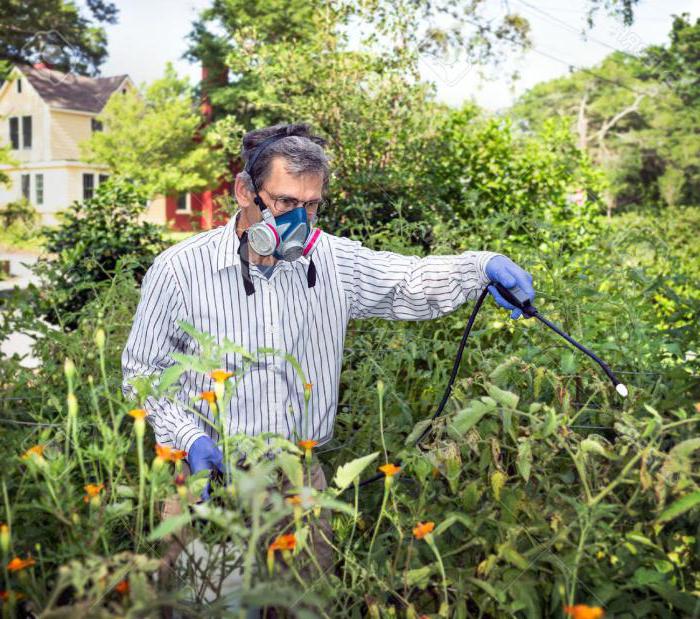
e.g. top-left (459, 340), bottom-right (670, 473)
top-left (298, 439), bottom-right (318, 451)
top-left (127, 408), bottom-right (147, 421)
top-left (269, 533), bottom-right (296, 552)
top-left (378, 463), bottom-right (401, 477)
top-left (114, 579), bottom-right (130, 595)
top-left (7, 556), bottom-right (36, 572)
top-left (210, 369), bottom-right (234, 383)
top-left (563, 605), bottom-right (605, 619)
top-left (412, 521), bottom-right (435, 540)
top-left (155, 444), bottom-right (188, 463)
top-left (199, 390), bottom-right (217, 404)
top-left (83, 483), bottom-right (105, 503)
top-left (174, 473), bottom-right (187, 486)
top-left (286, 494), bottom-right (302, 506)
top-left (21, 445), bottom-right (44, 461)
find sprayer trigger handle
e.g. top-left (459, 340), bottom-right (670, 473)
top-left (492, 282), bottom-right (534, 310)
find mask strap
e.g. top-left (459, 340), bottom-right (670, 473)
top-left (238, 232), bottom-right (256, 296)
top-left (307, 256), bottom-right (316, 288)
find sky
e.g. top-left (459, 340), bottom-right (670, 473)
top-left (96, 0), bottom-right (700, 111)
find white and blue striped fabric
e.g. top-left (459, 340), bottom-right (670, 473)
top-left (121, 212), bottom-right (499, 453)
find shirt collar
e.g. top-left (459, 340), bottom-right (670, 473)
top-left (214, 209), bottom-right (242, 272)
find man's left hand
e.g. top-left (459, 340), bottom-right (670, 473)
top-left (485, 255), bottom-right (535, 319)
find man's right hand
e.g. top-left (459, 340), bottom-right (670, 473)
top-left (187, 436), bottom-right (224, 501)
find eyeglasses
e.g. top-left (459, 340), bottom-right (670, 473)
top-left (261, 190), bottom-right (329, 215)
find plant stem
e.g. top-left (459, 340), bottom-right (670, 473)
top-left (367, 480), bottom-right (390, 564)
top-left (343, 478), bottom-right (360, 587)
top-left (426, 535), bottom-right (449, 618)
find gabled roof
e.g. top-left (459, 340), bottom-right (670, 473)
top-left (14, 63), bottom-right (130, 114)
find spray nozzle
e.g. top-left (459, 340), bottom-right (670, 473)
top-left (490, 281), bottom-right (627, 398)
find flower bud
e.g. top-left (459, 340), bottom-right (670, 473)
top-left (94, 328), bottom-right (105, 351)
top-left (67, 393), bottom-right (78, 417)
top-left (64, 358), bottom-right (75, 381)
top-left (0, 523), bottom-right (10, 554)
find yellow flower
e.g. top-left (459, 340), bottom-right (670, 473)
top-left (154, 444), bottom-right (188, 464)
top-left (83, 483), bottom-right (105, 504)
top-left (7, 556), bottom-right (35, 572)
top-left (199, 391), bottom-right (217, 404)
top-left (269, 533), bottom-right (296, 552)
top-left (412, 521), bottom-right (435, 540)
top-left (127, 408), bottom-right (147, 421)
top-left (298, 439), bottom-right (318, 451)
top-left (267, 533), bottom-right (297, 575)
top-left (21, 445), bottom-right (45, 462)
top-left (563, 605), bottom-right (605, 619)
top-left (210, 369), bottom-right (234, 383)
top-left (378, 463), bottom-right (401, 477)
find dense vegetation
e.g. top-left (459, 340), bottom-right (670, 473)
top-left (0, 0), bottom-right (698, 617)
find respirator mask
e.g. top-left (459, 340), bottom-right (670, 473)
top-left (247, 205), bottom-right (322, 262)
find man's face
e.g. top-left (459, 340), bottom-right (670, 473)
top-left (236, 156), bottom-right (324, 228)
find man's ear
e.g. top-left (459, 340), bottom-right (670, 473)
top-left (234, 175), bottom-right (255, 211)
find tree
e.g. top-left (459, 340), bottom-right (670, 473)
top-left (81, 63), bottom-right (228, 199)
top-left (0, 0), bottom-right (117, 80)
top-left (512, 15), bottom-right (700, 213)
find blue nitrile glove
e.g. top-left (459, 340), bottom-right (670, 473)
top-left (485, 255), bottom-right (535, 320)
top-left (187, 436), bottom-right (224, 501)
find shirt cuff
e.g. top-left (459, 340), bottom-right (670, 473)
top-left (473, 251), bottom-right (504, 289)
top-left (174, 423), bottom-right (209, 454)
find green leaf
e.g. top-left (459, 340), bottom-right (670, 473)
top-left (560, 351), bottom-right (577, 374)
top-left (537, 407), bottom-right (557, 438)
top-left (498, 543), bottom-right (530, 570)
top-left (157, 363), bottom-right (185, 393)
top-left (649, 583), bottom-right (700, 614)
top-left (466, 577), bottom-right (505, 603)
top-left (516, 441), bottom-right (532, 482)
top-left (657, 491), bottom-right (700, 524)
top-left (580, 437), bottom-right (612, 459)
top-left (276, 451), bottom-right (303, 488)
top-left (333, 452), bottom-right (379, 492)
top-left (147, 513), bottom-right (191, 541)
top-left (487, 384), bottom-right (519, 409)
top-left (406, 563), bottom-right (437, 588)
top-left (405, 418), bottom-right (433, 445)
top-left (450, 400), bottom-right (495, 435)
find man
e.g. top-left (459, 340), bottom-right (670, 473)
top-left (121, 122), bottom-right (534, 496)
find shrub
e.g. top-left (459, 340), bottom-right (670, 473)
top-left (29, 178), bottom-right (168, 330)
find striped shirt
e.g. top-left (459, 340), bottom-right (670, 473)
top-left (121, 212), bottom-right (499, 453)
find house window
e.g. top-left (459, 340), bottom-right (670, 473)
top-left (91, 118), bottom-right (103, 132)
top-left (17, 79), bottom-right (22, 93)
top-left (21, 116), bottom-right (32, 149)
top-left (98, 174), bottom-right (109, 184)
top-left (83, 173), bottom-right (95, 200)
top-left (21, 174), bottom-right (30, 200)
top-left (35, 174), bottom-right (44, 205)
top-left (9, 117), bottom-right (19, 149)
top-left (176, 192), bottom-right (190, 212)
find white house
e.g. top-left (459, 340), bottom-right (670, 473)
top-left (0, 63), bottom-right (142, 225)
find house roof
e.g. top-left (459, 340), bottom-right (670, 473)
top-left (15, 63), bottom-right (130, 114)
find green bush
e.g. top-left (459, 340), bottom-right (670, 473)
top-left (29, 178), bottom-right (168, 330)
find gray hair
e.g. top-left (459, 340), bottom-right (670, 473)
top-left (237, 123), bottom-right (330, 194)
